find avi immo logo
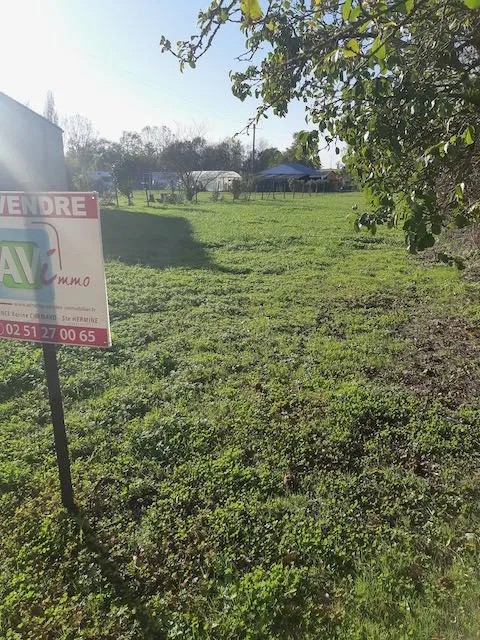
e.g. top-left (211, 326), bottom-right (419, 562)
top-left (0, 240), bottom-right (56, 289)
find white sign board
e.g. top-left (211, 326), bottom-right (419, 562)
top-left (0, 192), bottom-right (111, 347)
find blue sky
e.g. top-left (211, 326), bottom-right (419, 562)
top-left (1, 0), bottom-right (338, 165)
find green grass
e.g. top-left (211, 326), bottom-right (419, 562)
top-left (1, 191), bottom-right (480, 639)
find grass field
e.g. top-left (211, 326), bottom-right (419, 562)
top-left (1, 192), bottom-right (480, 639)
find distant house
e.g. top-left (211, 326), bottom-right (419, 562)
top-left (0, 92), bottom-right (67, 190)
top-left (316, 169), bottom-right (339, 183)
top-left (91, 170), bottom-right (114, 193)
top-left (190, 170), bottom-right (241, 192)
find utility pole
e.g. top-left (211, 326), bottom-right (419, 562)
top-left (251, 123), bottom-right (256, 176)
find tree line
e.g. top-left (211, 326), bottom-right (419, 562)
top-left (42, 94), bottom-right (323, 196)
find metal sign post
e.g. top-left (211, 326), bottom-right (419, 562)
top-left (42, 342), bottom-right (75, 511)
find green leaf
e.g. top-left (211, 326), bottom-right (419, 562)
top-left (417, 233), bottom-right (435, 251)
top-left (342, 0), bottom-right (352, 21)
top-left (359, 18), bottom-right (371, 32)
top-left (371, 37), bottom-right (386, 60)
top-left (455, 214), bottom-right (469, 228)
top-left (219, 9), bottom-right (229, 23)
top-left (347, 38), bottom-right (360, 53)
top-left (462, 125), bottom-right (475, 145)
top-left (464, 0), bottom-right (480, 8)
top-left (405, 0), bottom-right (414, 13)
top-left (240, 0), bottom-right (263, 21)
top-left (350, 5), bottom-right (362, 20)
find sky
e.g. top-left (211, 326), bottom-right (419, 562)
top-left (1, 0), bottom-right (338, 166)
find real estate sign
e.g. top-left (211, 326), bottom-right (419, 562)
top-left (0, 192), bottom-right (111, 347)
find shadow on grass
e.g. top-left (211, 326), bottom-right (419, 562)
top-left (73, 510), bottom-right (165, 638)
top-left (101, 208), bottom-right (213, 270)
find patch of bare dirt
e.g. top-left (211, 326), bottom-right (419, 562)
top-left (394, 315), bottom-right (480, 407)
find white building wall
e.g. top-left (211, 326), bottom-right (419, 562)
top-left (0, 93), bottom-right (67, 191)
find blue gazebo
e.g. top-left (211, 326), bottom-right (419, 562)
top-left (255, 163), bottom-right (336, 193)
top-left (258, 162), bottom-right (324, 180)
